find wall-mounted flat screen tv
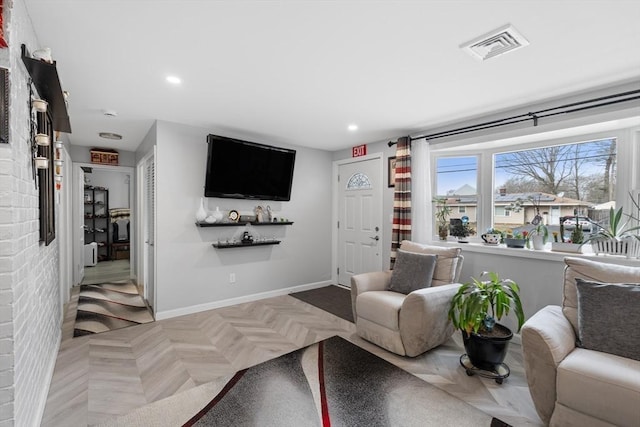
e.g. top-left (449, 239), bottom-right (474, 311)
top-left (204, 134), bottom-right (296, 201)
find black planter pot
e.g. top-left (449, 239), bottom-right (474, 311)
top-left (462, 323), bottom-right (513, 371)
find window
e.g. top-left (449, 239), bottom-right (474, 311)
top-left (434, 156), bottom-right (479, 234)
top-left (431, 126), bottom-right (636, 242)
top-left (346, 172), bottom-right (371, 190)
top-left (494, 206), bottom-right (511, 217)
top-left (494, 138), bottom-right (616, 235)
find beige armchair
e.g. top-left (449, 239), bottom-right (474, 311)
top-left (521, 257), bottom-right (640, 427)
top-left (350, 241), bottom-right (463, 357)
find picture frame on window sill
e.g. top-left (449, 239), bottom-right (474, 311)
top-left (388, 156), bottom-right (397, 188)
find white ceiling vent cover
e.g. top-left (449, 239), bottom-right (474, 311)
top-left (461, 24), bottom-right (530, 61)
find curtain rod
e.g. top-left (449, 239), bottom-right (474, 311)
top-left (387, 89), bottom-right (640, 147)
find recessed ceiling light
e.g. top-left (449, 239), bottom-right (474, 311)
top-left (166, 75), bottom-right (182, 85)
top-left (348, 124), bottom-right (358, 132)
top-left (98, 132), bottom-right (123, 140)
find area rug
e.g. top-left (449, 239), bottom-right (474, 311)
top-left (290, 285), bottom-right (354, 322)
top-left (183, 336), bottom-right (510, 427)
top-left (73, 280), bottom-right (154, 337)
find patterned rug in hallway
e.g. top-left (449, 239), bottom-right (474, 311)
top-left (182, 336), bottom-right (510, 427)
top-left (73, 280), bottom-right (154, 337)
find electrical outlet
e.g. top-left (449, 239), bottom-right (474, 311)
top-left (229, 273), bottom-right (236, 284)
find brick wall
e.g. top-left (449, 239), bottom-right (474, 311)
top-left (0, 1), bottom-right (63, 426)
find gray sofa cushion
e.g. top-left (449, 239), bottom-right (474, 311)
top-left (576, 278), bottom-right (640, 361)
top-left (400, 241), bottom-right (462, 286)
top-left (388, 250), bottom-right (437, 295)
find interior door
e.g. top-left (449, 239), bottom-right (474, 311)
top-left (143, 153), bottom-right (156, 311)
top-left (338, 157), bottom-right (383, 286)
top-left (73, 165), bottom-right (86, 285)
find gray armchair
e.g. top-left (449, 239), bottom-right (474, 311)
top-left (350, 241), bottom-right (463, 357)
top-left (521, 257), bottom-right (640, 426)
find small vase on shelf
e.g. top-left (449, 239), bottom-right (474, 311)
top-left (196, 197), bottom-right (207, 222)
top-left (212, 206), bottom-right (224, 222)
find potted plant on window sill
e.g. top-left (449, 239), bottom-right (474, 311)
top-left (551, 219), bottom-right (585, 253)
top-left (449, 220), bottom-right (475, 243)
top-left (433, 197), bottom-right (452, 241)
top-left (582, 194), bottom-right (640, 258)
top-left (529, 223), bottom-right (549, 250)
top-left (504, 230), bottom-right (527, 248)
top-left (448, 271), bottom-right (525, 374)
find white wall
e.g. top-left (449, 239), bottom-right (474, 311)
top-left (87, 169), bottom-right (130, 209)
top-left (0, 1), bottom-right (62, 425)
top-left (153, 121), bottom-right (333, 316)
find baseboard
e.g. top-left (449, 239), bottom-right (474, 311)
top-left (155, 280), bottom-right (333, 320)
top-left (36, 332), bottom-right (62, 427)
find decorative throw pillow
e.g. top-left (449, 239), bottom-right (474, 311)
top-left (576, 278), bottom-right (640, 361)
top-left (387, 250), bottom-right (438, 295)
top-left (399, 241), bottom-right (462, 286)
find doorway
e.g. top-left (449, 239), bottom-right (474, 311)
top-left (335, 156), bottom-right (383, 286)
top-left (72, 163), bottom-right (135, 290)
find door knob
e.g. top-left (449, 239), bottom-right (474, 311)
top-left (370, 236), bottom-right (379, 241)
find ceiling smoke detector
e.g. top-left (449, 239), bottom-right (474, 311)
top-left (460, 24), bottom-right (529, 61)
top-left (98, 132), bottom-right (123, 140)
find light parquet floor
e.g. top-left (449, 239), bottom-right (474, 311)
top-left (43, 293), bottom-right (542, 427)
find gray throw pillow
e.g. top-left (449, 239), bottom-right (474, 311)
top-left (576, 278), bottom-right (640, 361)
top-left (387, 250), bottom-right (438, 295)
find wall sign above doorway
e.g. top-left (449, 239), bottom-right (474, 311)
top-left (352, 144), bottom-right (367, 157)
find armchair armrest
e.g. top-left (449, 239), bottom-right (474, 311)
top-left (350, 271), bottom-right (392, 322)
top-left (521, 305), bottom-right (576, 425)
top-left (399, 283), bottom-right (461, 357)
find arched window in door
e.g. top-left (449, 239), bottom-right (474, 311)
top-left (346, 172), bottom-right (371, 190)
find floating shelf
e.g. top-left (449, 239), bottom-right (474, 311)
top-left (212, 240), bottom-right (281, 249)
top-left (196, 221), bottom-right (293, 227)
top-left (21, 44), bottom-right (71, 133)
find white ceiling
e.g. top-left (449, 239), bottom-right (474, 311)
top-left (23, 0), bottom-right (640, 152)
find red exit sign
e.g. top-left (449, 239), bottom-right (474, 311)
top-left (352, 144), bottom-right (367, 157)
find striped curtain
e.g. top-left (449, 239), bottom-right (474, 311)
top-left (390, 136), bottom-right (411, 268)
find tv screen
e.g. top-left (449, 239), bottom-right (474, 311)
top-left (204, 134), bottom-right (296, 201)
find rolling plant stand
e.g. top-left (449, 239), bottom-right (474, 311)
top-left (459, 354), bottom-right (510, 384)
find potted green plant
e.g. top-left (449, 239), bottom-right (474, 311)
top-left (449, 220), bottom-right (475, 242)
top-left (570, 223), bottom-right (584, 245)
top-left (448, 271), bottom-right (525, 371)
top-left (481, 227), bottom-right (504, 244)
top-left (551, 217), bottom-right (585, 253)
top-left (529, 223), bottom-right (549, 250)
top-left (433, 197), bottom-right (452, 241)
top-left (582, 193), bottom-right (640, 258)
top-left (504, 230), bottom-right (527, 248)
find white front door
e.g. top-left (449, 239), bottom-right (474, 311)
top-left (337, 157), bottom-right (383, 286)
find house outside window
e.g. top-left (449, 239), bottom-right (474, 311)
top-left (458, 206), bottom-right (466, 213)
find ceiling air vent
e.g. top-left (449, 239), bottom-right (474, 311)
top-left (461, 24), bottom-right (529, 61)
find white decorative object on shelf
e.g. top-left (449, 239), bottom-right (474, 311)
top-left (32, 98), bottom-right (48, 112)
top-left (195, 197), bottom-right (207, 222)
top-left (34, 157), bottom-right (49, 169)
top-left (35, 133), bottom-right (50, 146)
top-left (212, 206), bottom-right (224, 222)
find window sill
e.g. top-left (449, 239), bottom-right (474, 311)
top-left (428, 240), bottom-right (640, 266)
